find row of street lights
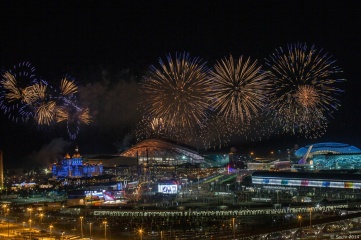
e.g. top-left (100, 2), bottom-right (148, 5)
top-left (79, 216), bottom-right (106, 240)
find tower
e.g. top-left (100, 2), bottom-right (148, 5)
top-left (0, 150), bottom-right (3, 189)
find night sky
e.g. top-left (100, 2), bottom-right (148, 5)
top-left (0, 1), bottom-right (360, 167)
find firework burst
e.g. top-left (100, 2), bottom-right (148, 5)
top-left (265, 42), bottom-right (345, 137)
top-left (0, 63), bottom-right (92, 139)
top-left (0, 62), bottom-right (38, 122)
top-left (140, 52), bottom-right (212, 133)
top-left (209, 55), bottom-right (269, 123)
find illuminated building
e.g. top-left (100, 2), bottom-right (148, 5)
top-left (120, 139), bottom-right (205, 166)
top-left (295, 142), bottom-right (361, 157)
top-left (52, 146), bottom-right (103, 178)
top-left (294, 142), bottom-right (361, 170)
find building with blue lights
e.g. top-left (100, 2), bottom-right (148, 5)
top-left (294, 142), bottom-right (361, 170)
top-left (52, 146), bottom-right (103, 178)
top-left (295, 142), bottom-right (361, 157)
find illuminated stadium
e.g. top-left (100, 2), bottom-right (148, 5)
top-left (295, 142), bottom-right (361, 170)
top-left (120, 139), bottom-right (205, 166)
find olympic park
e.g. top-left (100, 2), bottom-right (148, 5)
top-left (118, 140), bottom-right (361, 204)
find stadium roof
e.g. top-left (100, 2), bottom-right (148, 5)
top-left (295, 142), bottom-right (361, 157)
top-left (120, 139), bottom-right (204, 161)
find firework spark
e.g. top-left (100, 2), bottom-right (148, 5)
top-left (136, 117), bottom-right (166, 141)
top-left (35, 101), bottom-right (56, 125)
top-left (265, 42), bottom-right (345, 137)
top-left (199, 116), bottom-right (237, 150)
top-left (140, 52), bottom-right (211, 133)
top-left (60, 78), bottom-right (78, 96)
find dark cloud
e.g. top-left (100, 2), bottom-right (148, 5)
top-left (26, 138), bottom-right (72, 167)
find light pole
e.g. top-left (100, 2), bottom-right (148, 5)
top-left (2, 204), bottom-right (6, 216)
top-left (49, 224), bottom-right (53, 235)
top-left (27, 208), bottom-right (33, 220)
top-left (80, 216), bottom-right (84, 239)
top-left (197, 176), bottom-right (200, 189)
top-left (40, 213), bottom-right (44, 224)
top-left (139, 228), bottom-right (143, 240)
top-left (89, 222), bottom-right (92, 239)
top-left (29, 219), bottom-right (32, 240)
top-left (227, 184), bottom-right (230, 193)
top-left (5, 207), bottom-right (9, 237)
top-left (232, 217), bottom-right (236, 240)
top-left (28, 207), bottom-right (33, 236)
top-left (103, 220), bottom-right (107, 240)
top-left (309, 208), bottom-right (312, 229)
top-left (298, 215), bottom-right (302, 240)
top-left (22, 221), bottom-right (25, 233)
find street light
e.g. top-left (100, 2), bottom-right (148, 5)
top-left (89, 222), bottom-right (92, 239)
top-left (298, 215), bottom-right (302, 240)
top-left (227, 183), bottom-right (230, 193)
top-left (29, 219), bottom-right (32, 240)
top-left (103, 220), bottom-right (107, 240)
top-left (27, 207), bottom-right (33, 236)
top-left (27, 208), bottom-right (33, 220)
top-left (40, 213), bottom-right (44, 224)
top-left (22, 221), bottom-right (25, 232)
top-left (309, 208), bottom-right (312, 229)
top-left (232, 217), bottom-right (236, 240)
top-left (5, 208), bottom-right (9, 237)
top-left (139, 228), bottom-right (143, 240)
top-left (197, 176), bottom-right (200, 189)
top-left (2, 204), bottom-right (7, 216)
top-left (298, 215), bottom-right (302, 227)
top-left (49, 224), bottom-right (53, 235)
top-left (80, 216), bottom-right (84, 239)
